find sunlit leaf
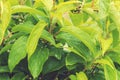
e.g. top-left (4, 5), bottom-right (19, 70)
top-left (104, 65), bottom-right (118, 80)
top-left (99, 35), bottom-right (113, 55)
top-left (41, 0), bottom-right (53, 11)
top-left (76, 72), bottom-right (88, 80)
top-left (27, 20), bottom-right (47, 59)
top-left (109, 2), bottom-right (120, 32)
top-left (69, 75), bottom-right (77, 80)
top-left (11, 5), bottom-right (47, 17)
top-left (94, 56), bottom-right (115, 69)
top-left (0, 1), bottom-right (11, 44)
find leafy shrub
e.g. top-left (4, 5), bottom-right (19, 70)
top-left (0, 0), bottom-right (120, 80)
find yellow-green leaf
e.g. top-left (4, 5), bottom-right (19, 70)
top-left (104, 65), bottom-right (118, 80)
top-left (0, 1), bottom-right (11, 45)
top-left (54, 1), bottom-right (81, 25)
top-left (109, 2), bottom-right (120, 32)
top-left (11, 5), bottom-right (46, 17)
top-left (27, 20), bottom-right (47, 59)
top-left (94, 56), bottom-right (115, 69)
top-left (99, 36), bottom-right (113, 55)
top-left (41, 0), bottom-right (53, 11)
top-left (76, 72), bottom-right (88, 80)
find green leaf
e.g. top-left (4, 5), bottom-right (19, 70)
top-left (25, 0), bottom-right (33, 7)
top-left (12, 21), bottom-right (34, 33)
top-left (28, 48), bottom-right (49, 78)
top-left (41, 30), bottom-right (56, 45)
top-left (117, 71), bottom-right (120, 80)
top-left (90, 71), bottom-right (105, 80)
top-left (83, 8), bottom-right (99, 22)
top-left (61, 26), bottom-right (96, 56)
top-left (66, 53), bottom-right (85, 70)
top-left (0, 44), bottom-right (12, 55)
top-left (99, 0), bottom-right (110, 18)
top-left (54, 1), bottom-right (82, 25)
top-left (56, 32), bottom-right (91, 61)
top-left (76, 72), bottom-right (88, 80)
top-left (9, 0), bottom-right (19, 6)
top-left (8, 36), bottom-right (28, 72)
top-left (0, 73), bottom-right (10, 80)
top-left (0, 1), bottom-right (11, 45)
top-left (41, 0), bottom-right (53, 11)
top-left (112, 29), bottom-right (119, 47)
top-left (94, 56), bottom-right (115, 69)
top-left (0, 66), bottom-right (9, 73)
top-left (69, 75), bottom-right (77, 80)
top-left (27, 20), bottom-right (47, 59)
top-left (42, 57), bottom-right (65, 74)
top-left (11, 5), bottom-right (46, 17)
top-left (12, 22), bottom-right (55, 46)
top-left (11, 72), bottom-right (25, 80)
top-left (99, 36), bottom-right (113, 55)
top-left (109, 2), bottom-right (120, 32)
top-left (7, 32), bottom-right (26, 42)
top-left (69, 12), bottom-right (84, 26)
top-left (104, 65), bottom-right (118, 80)
top-left (49, 47), bottom-right (64, 60)
top-left (108, 52), bottom-right (120, 65)
top-left (55, 1), bottom-right (81, 14)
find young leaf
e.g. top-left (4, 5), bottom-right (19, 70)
top-left (76, 72), bottom-right (88, 80)
top-left (41, 0), bottom-right (53, 11)
top-left (109, 3), bottom-right (120, 32)
top-left (0, 1), bottom-right (11, 45)
top-left (54, 1), bottom-right (82, 25)
top-left (27, 20), bottom-right (47, 59)
top-left (28, 48), bottom-right (49, 78)
top-left (25, 0), bottom-right (33, 7)
top-left (99, 36), bottom-right (113, 55)
top-left (83, 8), bottom-right (99, 22)
top-left (55, 1), bottom-right (81, 14)
top-left (9, 0), bottom-right (19, 6)
top-left (8, 36), bottom-right (28, 72)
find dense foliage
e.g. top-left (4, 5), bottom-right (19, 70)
top-left (0, 0), bottom-right (120, 80)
